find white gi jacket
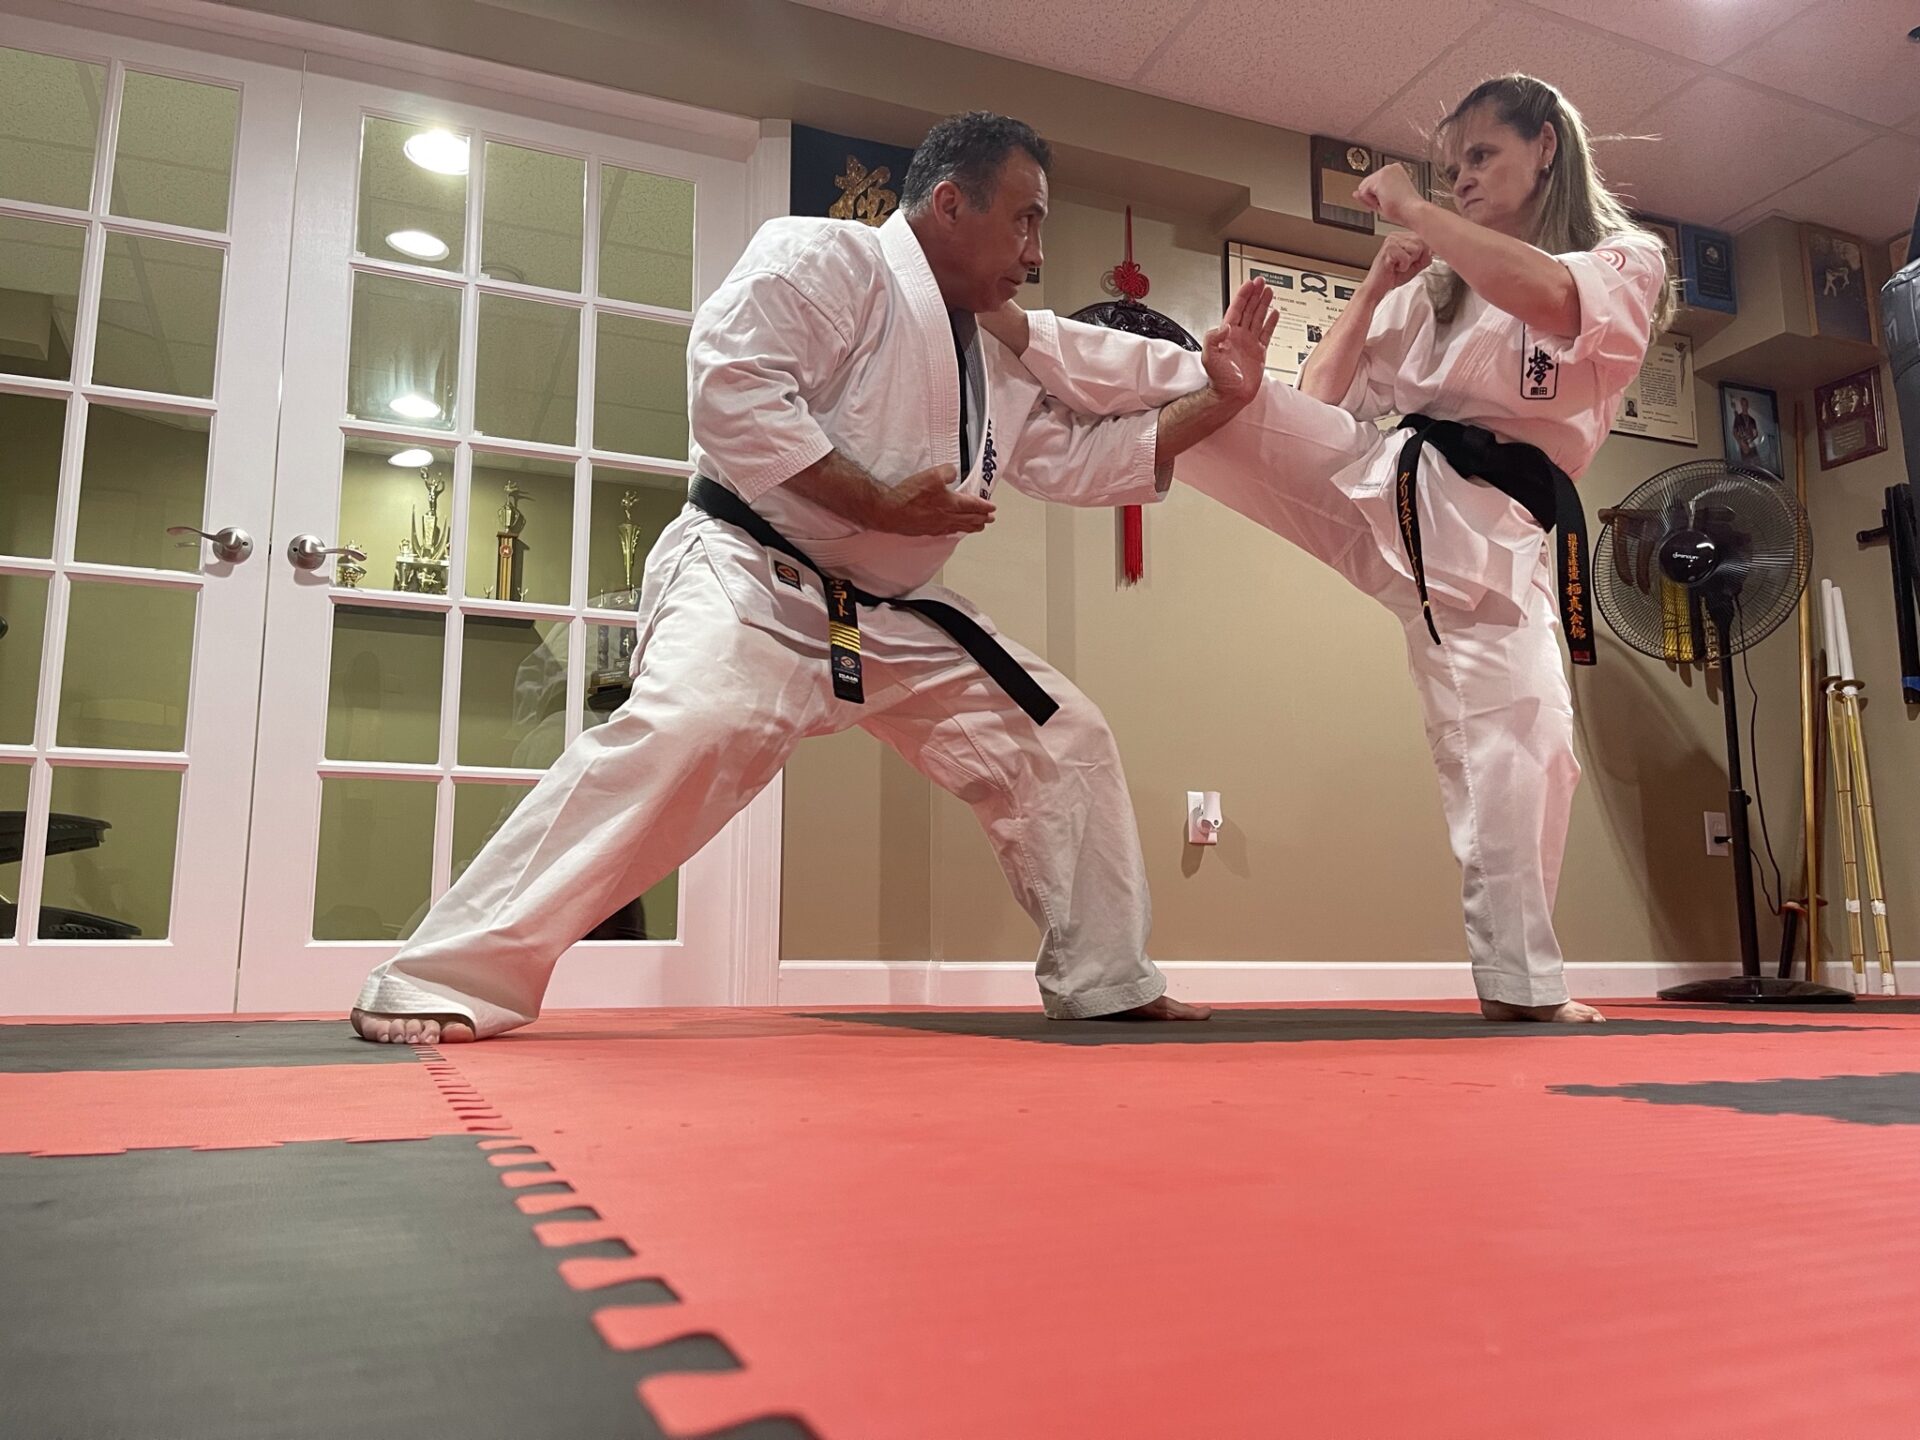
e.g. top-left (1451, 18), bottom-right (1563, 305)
top-left (683, 209), bottom-right (1168, 597)
top-left (1015, 232), bottom-right (1667, 617)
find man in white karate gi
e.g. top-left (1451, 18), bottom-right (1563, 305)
top-left (352, 111), bottom-right (1276, 1043)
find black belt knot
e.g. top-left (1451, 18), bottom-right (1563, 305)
top-left (686, 477), bottom-right (1060, 724)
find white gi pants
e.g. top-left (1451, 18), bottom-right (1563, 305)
top-left (355, 512), bottom-right (1167, 1037)
top-left (1179, 386), bottom-right (1580, 1007)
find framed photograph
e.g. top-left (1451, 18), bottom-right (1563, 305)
top-left (1634, 211), bottom-right (1679, 277)
top-left (1814, 367), bottom-right (1888, 470)
top-left (1611, 335), bottom-right (1697, 445)
top-left (1224, 241), bottom-right (1369, 388)
top-left (1720, 382), bottom-right (1783, 479)
top-left (1679, 224), bottom-right (1737, 313)
top-left (1800, 224), bottom-right (1882, 347)
top-left (1309, 136), bottom-right (1431, 236)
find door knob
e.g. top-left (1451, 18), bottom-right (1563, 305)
top-left (287, 535), bottom-right (368, 571)
top-left (167, 525), bottom-right (254, 564)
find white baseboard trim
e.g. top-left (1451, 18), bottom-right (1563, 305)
top-left (777, 958), bottom-right (1920, 1007)
top-left (1811, 961), bottom-right (1920, 998)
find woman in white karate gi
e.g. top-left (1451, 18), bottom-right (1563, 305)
top-left (991, 75), bottom-right (1672, 1021)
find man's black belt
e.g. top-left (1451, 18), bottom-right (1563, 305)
top-left (687, 476), bottom-right (1060, 725)
top-left (1393, 414), bottom-right (1595, 666)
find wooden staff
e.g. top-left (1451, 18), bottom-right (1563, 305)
top-left (1822, 582), bottom-right (1867, 992)
top-left (1833, 588), bottom-right (1898, 994)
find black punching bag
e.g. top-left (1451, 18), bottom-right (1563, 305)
top-left (1884, 197), bottom-right (1920, 487)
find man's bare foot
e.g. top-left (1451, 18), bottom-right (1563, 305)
top-left (1105, 995), bottom-right (1213, 1022)
top-left (1479, 998), bottom-right (1606, 1024)
top-left (350, 1008), bottom-right (477, 1044)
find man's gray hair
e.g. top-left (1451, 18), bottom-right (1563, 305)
top-left (900, 111), bottom-right (1052, 214)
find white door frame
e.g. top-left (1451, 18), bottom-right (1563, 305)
top-left (9, 0), bottom-right (789, 1014)
top-left (0, 7), bottom-right (301, 1013)
top-left (34, 0), bottom-right (763, 162)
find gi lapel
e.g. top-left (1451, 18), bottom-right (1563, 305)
top-left (879, 212), bottom-right (965, 480)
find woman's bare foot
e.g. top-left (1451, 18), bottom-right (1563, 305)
top-left (350, 1008), bottom-right (478, 1044)
top-left (1479, 998), bottom-right (1606, 1024)
top-left (1106, 995), bottom-right (1213, 1022)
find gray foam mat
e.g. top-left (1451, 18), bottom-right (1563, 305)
top-left (0, 1020), bottom-right (413, 1072)
top-left (1554, 1072), bottom-right (1920, 1126)
top-left (0, 1136), bottom-right (811, 1439)
top-left (1663, 998), bottom-right (1920, 1014)
top-left (806, 1008), bottom-right (1878, 1045)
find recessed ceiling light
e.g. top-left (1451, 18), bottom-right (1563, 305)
top-left (388, 393), bottom-right (441, 421)
top-left (403, 129), bottom-right (469, 176)
top-left (388, 447), bottom-right (435, 467)
top-left (386, 229), bottom-right (450, 262)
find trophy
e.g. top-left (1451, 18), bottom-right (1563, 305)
top-left (617, 489), bottom-right (643, 592)
top-left (492, 480), bottom-right (528, 602)
top-left (394, 467), bottom-right (450, 594)
top-left (335, 542), bottom-right (366, 589)
top-left (588, 488), bottom-right (647, 697)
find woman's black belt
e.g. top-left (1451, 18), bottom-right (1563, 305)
top-left (1392, 414), bottom-right (1596, 666)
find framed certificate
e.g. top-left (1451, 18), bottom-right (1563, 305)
top-left (1309, 136), bottom-right (1431, 236)
top-left (1223, 241), bottom-right (1369, 388)
top-left (1814, 367), bottom-right (1888, 470)
top-left (1611, 335), bottom-right (1697, 445)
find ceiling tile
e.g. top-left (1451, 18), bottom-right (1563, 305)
top-left (1611, 75), bottom-right (1873, 225)
top-left (780, 0), bottom-right (1912, 243)
top-left (1723, 133), bottom-right (1920, 241)
top-left (786, 0), bottom-right (905, 18)
top-left (1149, 0), bottom-right (1496, 136)
top-left (1520, 0), bottom-right (1824, 66)
top-left (1727, 0), bottom-right (1920, 127)
top-left (1357, 5), bottom-right (1698, 157)
top-left (891, 0), bottom-right (1196, 85)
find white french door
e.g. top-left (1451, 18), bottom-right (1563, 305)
top-left (234, 69), bottom-right (775, 1012)
top-left (3, 2), bottom-right (783, 1017)
top-left (0, 14), bottom-right (299, 1013)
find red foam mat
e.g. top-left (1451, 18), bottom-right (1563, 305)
top-left (0, 1065), bottom-right (464, 1156)
top-left (427, 1002), bottom-right (1920, 1439)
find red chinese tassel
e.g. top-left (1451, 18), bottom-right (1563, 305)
top-left (1116, 206), bottom-right (1146, 586)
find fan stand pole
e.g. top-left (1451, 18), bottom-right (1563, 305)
top-left (1658, 603), bottom-right (1855, 1005)
top-left (1794, 401), bottom-right (1821, 984)
top-left (1721, 619), bottom-right (1763, 979)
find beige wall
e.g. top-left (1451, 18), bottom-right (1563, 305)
top-left (787, 194), bottom-right (1809, 969)
top-left (115, 0), bottom-right (1917, 974)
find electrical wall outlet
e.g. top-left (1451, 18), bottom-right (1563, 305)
top-left (1187, 791), bottom-right (1222, 845)
top-left (1703, 812), bottom-right (1730, 857)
